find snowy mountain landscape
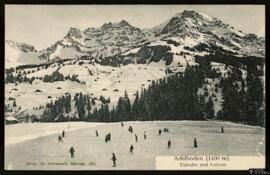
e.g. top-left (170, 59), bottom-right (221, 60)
top-left (5, 10), bottom-right (265, 124)
top-left (5, 9), bottom-right (265, 170)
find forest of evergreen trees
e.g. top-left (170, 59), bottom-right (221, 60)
top-left (5, 71), bottom-right (36, 84)
top-left (41, 61), bottom-right (264, 126)
top-left (5, 70), bottom-right (85, 84)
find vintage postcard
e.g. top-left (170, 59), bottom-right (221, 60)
top-left (4, 5), bottom-right (265, 170)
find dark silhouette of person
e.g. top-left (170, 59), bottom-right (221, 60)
top-left (111, 153), bottom-right (116, 167)
top-left (159, 129), bottom-right (162, 136)
top-left (105, 133), bottom-right (111, 142)
top-left (221, 126), bottom-right (224, 133)
top-left (144, 132), bottom-right (147, 140)
top-left (58, 135), bottom-right (63, 143)
top-left (135, 134), bottom-right (138, 142)
top-left (69, 146), bottom-right (75, 158)
top-left (168, 140), bottom-right (171, 149)
top-left (108, 133), bottom-right (111, 141)
top-left (128, 126), bottom-right (133, 133)
top-left (129, 145), bottom-right (134, 155)
top-left (121, 122), bottom-right (124, 127)
top-left (194, 138), bottom-right (198, 148)
top-left (164, 128), bottom-right (169, 132)
top-left (96, 130), bottom-right (98, 137)
top-left (62, 130), bottom-right (65, 138)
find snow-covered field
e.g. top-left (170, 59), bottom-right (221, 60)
top-left (5, 122), bottom-right (106, 145)
top-left (5, 121), bottom-right (265, 170)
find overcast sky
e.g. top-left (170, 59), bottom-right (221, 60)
top-left (5, 5), bottom-right (265, 50)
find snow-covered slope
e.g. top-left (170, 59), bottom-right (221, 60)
top-left (150, 10), bottom-right (264, 57)
top-left (5, 10), bottom-right (265, 120)
top-left (5, 60), bottom-right (166, 118)
top-left (5, 41), bottom-right (47, 68)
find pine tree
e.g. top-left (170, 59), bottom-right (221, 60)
top-left (245, 72), bottom-right (264, 126)
top-left (131, 90), bottom-right (139, 120)
top-left (92, 108), bottom-right (98, 122)
top-left (198, 94), bottom-right (206, 118)
top-left (123, 91), bottom-right (131, 120)
top-left (13, 100), bottom-right (16, 107)
top-left (5, 73), bottom-right (15, 83)
top-left (206, 96), bottom-right (215, 119)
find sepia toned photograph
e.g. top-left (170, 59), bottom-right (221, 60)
top-left (4, 5), bottom-right (266, 170)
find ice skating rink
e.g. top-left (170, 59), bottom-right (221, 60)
top-left (5, 121), bottom-right (265, 170)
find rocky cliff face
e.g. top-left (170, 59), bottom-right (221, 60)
top-left (5, 10), bottom-right (265, 68)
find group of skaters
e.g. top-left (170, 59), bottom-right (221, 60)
top-left (57, 130), bottom-right (76, 158)
top-left (158, 128), bottom-right (169, 136)
top-left (96, 129), bottom-right (111, 143)
top-left (110, 124), bottom-right (151, 167)
top-left (158, 128), bottom-right (171, 148)
top-left (113, 124), bottom-right (224, 167)
top-left (59, 122), bottom-right (225, 167)
top-left (128, 125), bottom-right (133, 133)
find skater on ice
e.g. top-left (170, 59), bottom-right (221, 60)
top-left (105, 133), bottom-right (111, 142)
top-left (194, 138), bottom-right (198, 148)
top-left (62, 130), bottom-right (65, 138)
top-left (158, 129), bottom-right (162, 136)
top-left (108, 133), bottom-right (111, 141)
top-left (58, 135), bottom-right (63, 143)
top-left (135, 134), bottom-right (138, 142)
top-left (144, 131), bottom-right (147, 139)
top-left (168, 140), bottom-right (171, 149)
top-left (121, 122), bottom-right (124, 127)
top-left (111, 153), bottom-right (116, 167)
top-left (128, 126), bottom-right (133, 133)
top-left (69, 146), bottom-right (75, 158)
top-left (221, 126), bottom-right (224, 133)
top-left (164, 128), bottom-right (169, 132)
top-left (129, 145), bottom-right (134, 155)
top-left (96, 130), bottom-right (98, 137)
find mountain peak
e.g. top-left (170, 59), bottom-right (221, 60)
top-left (101, 22), bottom-right (113, 29)
top-left (181, 10), bottom-right (213, 21)
top-left (101, 20), bottom-right (133, 29)
top-left (66, 27), bottom-right (82, 39)
top-left (182, 10), bottom-right (198, 16)
top-left (99, 20), bottom-right (142, 35)
top-left (119, 20), bottom-right (129, 26)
